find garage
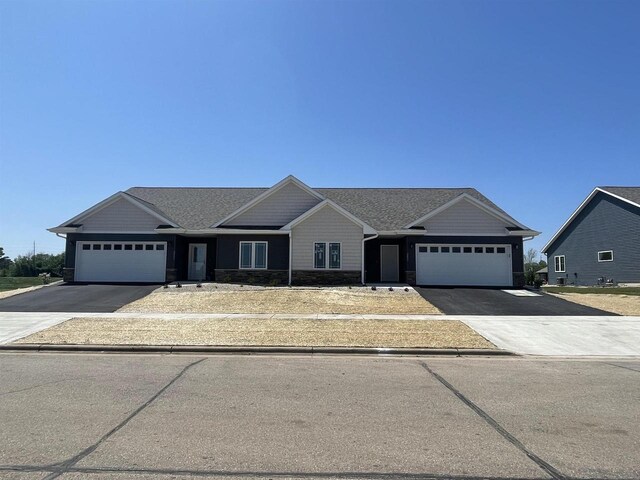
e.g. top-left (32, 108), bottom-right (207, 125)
top-left (75, 242), bottom-right (167, 282)
top-left (416, 244), bottom-right (512, 286)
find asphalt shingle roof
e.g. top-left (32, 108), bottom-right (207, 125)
top-left (122, 185), bottom-right (527, 231)
top-left (599, 187), bottom-right (640, 206)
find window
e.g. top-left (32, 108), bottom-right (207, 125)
top-left (92, 244), bottom-right (101, 250)
top-left (418, 246), bottom-right (428, 253)
top-left (145, 244), bottom-right (154, 251)
top-left (135, 244), bottom-right (143, 251)
top-left (598, 250), bottom-right (613, 262)
top-left (441, 246), bottom-right (450, 253)
top-left (452, 247), bottom-right (461, 253)
top-left (486, 247), bottom-right (495, 254)
top-left (103, 244), bottom-right (112, 251)
top-left (463, 247), bottom-right (472, 253)
top-left (430, 246), bottom-right (439, 253)
top-left (124, 244), bottom-right (133, 250)
top-left (239, 242), bottom-right (268, 269)
top-left (314, 242), bottom-right (341, 269)
top-left (474, 247), bottom-right (483, 253)
top-left (82, 244), bottom-right (91, 250)
top-left (156, 244), bottom-right (164, 251)
top-left (497, 247), bottom-right (506, 254)
top-left (554, 255), bottom-right (565, 273)
top-left (114, 244), bottom-right (122, 250)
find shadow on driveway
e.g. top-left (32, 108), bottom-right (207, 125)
top-left (416, 287), bottom-right (616, 316)
top-left (0, 283), bottom-right (159, 313)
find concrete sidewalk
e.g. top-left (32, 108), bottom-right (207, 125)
top-left (1, 312), bottom-right (639, 356)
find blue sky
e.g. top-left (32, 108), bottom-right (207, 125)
top-left (1, 0), bottom-right (638, 260)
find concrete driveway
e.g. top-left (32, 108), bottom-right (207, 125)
top-left (461, 315), bottom-right (640, 356)
top-left (0, 283), bottom-right (158, 313)
top-left (417, 287), bottom-right (614, 315)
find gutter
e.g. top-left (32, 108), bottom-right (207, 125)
top-left (361, 233), bottom-right (379, 285)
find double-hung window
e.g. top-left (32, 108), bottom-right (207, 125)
top-left (239, 242), bottom-right (267, 269)
top-left (598, 250), bottom-right (613, 262)
top-left (554, 255), bottom-right (565, 273)
top-left (314, 242), bottom-right (341, 269)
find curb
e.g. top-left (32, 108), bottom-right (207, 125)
top-left (0, 344), bottom-right (513, 356)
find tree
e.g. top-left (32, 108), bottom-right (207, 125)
top-left (10, 252), bottom-right (64, 277)
top-left (523, 248), bottom-right (547, 286)
top-left (0, 247), bottom-right (13, 276)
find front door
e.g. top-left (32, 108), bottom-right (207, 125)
top-left (380, 245), bottom-right (399, 282)
top-left (188, 244), bottom-right (207, 281)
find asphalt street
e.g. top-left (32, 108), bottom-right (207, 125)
top-left (416, 287), bottom-right (614, 315)
top-left (0, 284), bottom-right (159, 312)
top-left (1, 354), bottom-right (639, 479)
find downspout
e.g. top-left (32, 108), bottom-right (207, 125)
top-left (361, 233), bottom-right (379, 285)
top-left (288, 231), bottom-right (292, 286)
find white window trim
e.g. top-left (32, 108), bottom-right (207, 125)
top-left (313, 241), bottom-right (342, 270)
top-left (239, 241), bottom-right (268, 269)
top-left (554, 255), bottom-right (566, 273)
top-left (597, 250), bottom-right (614, 262)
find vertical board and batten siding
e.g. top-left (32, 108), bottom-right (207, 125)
top-left (80, 198), bottom-right (161, 232)
top-left (547, 192), bottom-right (640, 285)
top-left (224, 182), bottom-right (322, 227)
top-left (417, 199), bottom-right (509, 235)
top-left (291, 205), bottom-right (363, 270)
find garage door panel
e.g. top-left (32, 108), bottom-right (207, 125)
top-left (416, 244), bottom-right (512, 287)
top-left (75, 242), bottom-right (166, 282)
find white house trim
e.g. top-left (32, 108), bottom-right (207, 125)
top-left (404, 193), bottom-right (529, 230)
top-left (281, 199), bottom-right (377, 235)
top-left (211, 175), bottom-right (325, 228)
top-left (49, 192), bottom-right (179, 233)
top-left (541, 188), bottom-right (639, 253)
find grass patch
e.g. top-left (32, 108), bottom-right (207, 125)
top-left (15, 317), bottom-right (495, 349)
top-left (0, 277), bottom-right (60, 292)
top-left (543, 286), bottom-right (640, 296)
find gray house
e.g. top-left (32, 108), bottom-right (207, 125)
top-left (542, 187), bottom-right (640, 286)
top-left (49, 175), bottom-right (539, 287)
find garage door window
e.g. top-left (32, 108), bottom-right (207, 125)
top-left (497, 247), bottom-right (506, 254)
top-left (486, 247), bottom-right (494, 253)
top-left (463, 247), bottom-right (472, 253)
top-left (475, 247), bottom-right (483, 253)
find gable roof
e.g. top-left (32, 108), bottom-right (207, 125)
top-left (52, 180), bottom-right (532, 233)
top-left (281, 199), bottom-right (376, 235)
top-left (542, 186), bottom-right (640, 253)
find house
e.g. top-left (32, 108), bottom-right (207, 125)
top-left (542, 187), bottom-right (640, 286)
top-left (535, 266), bottom-right (548, 284)
top-left (49, 175), bottom-right (539, 287)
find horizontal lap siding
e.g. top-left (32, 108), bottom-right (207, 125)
top-left (417, 199), bottom-right (508, 235)
top-left (225, 183), bottom-right (321, 227)
top-left (81, 198), bottom-right (161, 232)
top-left (547, 193), bottom-right (640, 285)
top-left (291, 205), bottom-right (363, 270)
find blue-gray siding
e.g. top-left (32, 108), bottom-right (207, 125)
top-left (546, 192), bottom-right (640, 285)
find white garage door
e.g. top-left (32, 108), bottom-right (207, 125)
top-left (75, 242), bottom-right (167, 282)
top-left (416, 244), bottom-right (512, 287)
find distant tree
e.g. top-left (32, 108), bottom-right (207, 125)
top-left (10, 252), bottom-right (64, 277)
top-left (523, 248), bottom-right (542, 286)
top-left (0, 247), bottom-right (13, 276)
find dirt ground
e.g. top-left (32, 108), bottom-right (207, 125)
top-left (548, 293), bottom-right (640, 316)
top-left (15, 317), bottom-right (493, 349)
top-left (118, 285), bottom-right (441, 315)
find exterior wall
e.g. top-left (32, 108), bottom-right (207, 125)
top-left (364, 238), bottom-right (407, 283)
top-left (224, 182), bottom-right (321, 227)
top-left (79, 198), bottom-right (162, 232)
top-left (405, 235), bottom-right (525, 287)
top-left (65, 233), bottom-right (177, 282)
top-left (291, 205), bottom-right (363, 271)
top-left (291, 270), bottom-right (361, 285)
top-left (416, 199), bottom-right (509, 235)
top-left (216, 234), bottom-right (289, 270)
top-left (546, 193), bottom-right (640, 285)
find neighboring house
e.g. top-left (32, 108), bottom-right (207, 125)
top-left (49, 175), bottom-right (539, 287)
top-left (535, 266), bottom-right (548, 284)
top-left (542, 187), bottom-right (640, 286)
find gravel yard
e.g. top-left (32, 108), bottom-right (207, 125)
top-left (15, 317), bottom-right (493, 349)
top-left (118, 284), bottom-right (441, 315)
top-left (547, 293), bottom-right (640, 316)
